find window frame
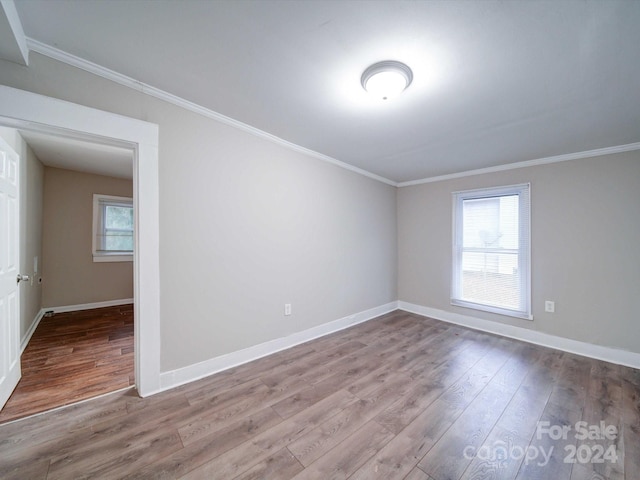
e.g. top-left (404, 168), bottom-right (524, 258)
top-left (92, 193), bottom-right (134, 263)
top-left (451, 183), bottom-right (532, 320)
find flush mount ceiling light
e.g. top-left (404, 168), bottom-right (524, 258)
top-left (361, 60), bottom-right (413, 100)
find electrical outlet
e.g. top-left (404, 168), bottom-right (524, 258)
top-left (545, 300), bottom-right (555, 313)
top-left (284, 304), bottom-right (292, 316)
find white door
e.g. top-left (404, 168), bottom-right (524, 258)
top-left (0, 137), bottom-right (21, 410)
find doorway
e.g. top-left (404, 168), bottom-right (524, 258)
top-left (0, 131), bottom-right (136, 422)
top-left (0, 85), bottom-right (161, 410)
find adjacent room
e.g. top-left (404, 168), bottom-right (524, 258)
top-left (0, 127), bottom-right (136, 422)
top-left (0, 1), bottom-right (638, 479)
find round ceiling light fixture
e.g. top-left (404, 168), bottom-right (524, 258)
top-left (361, 60), bottom-right (413, 100)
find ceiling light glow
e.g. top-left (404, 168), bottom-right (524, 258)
top-left (361, 61), bottom-right (413, 100)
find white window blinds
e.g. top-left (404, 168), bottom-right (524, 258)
top-left (452, 184), bottom-right (531, 320)
top-left (92, 194), bottom-right (134, 262)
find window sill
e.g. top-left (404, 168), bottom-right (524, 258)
top-left (451, 299), bottom-right (533, 321)
top-left (93, 254), bottom-right (133, 263)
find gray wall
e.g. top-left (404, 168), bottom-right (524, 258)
top-left (0, 53), bottom-right (398, 372)
top-left (41, 167), bottom-right (134, 308)
top-left (0, 127), bottom-right (44, 341)
top-left (398, 151), bottom-right (640, 354)
top-left (5, 50), bottom-right (634, 371)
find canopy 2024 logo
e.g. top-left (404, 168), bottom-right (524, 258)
top-left (462, 421), bottom-right (619, 468)
top-left (537, 420), bottom-right (619, 465)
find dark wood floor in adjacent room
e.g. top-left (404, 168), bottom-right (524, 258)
top-left (0, 304), bottom-right (134, 424)
top-left (1, 310), bottom-right (638, 479)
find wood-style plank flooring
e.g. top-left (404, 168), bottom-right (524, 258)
top-left (0, 305), bottom-right (134, 424)
top-left (0, 310), bottom-right (638, 479)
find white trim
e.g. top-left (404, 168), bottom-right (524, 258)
top-left (25, 38), bottom-right (396, 187)
top-left (21, 308), bottom-right (45, 353)
top-left (93, 194), bottom-right (133, 203)
top-left (45, 298), bottom-right (134, 314)
top-left (398, 301), bottom-right (640, 370)
top-left (397, 142), bottom-right (640, 187)
top-left (0, 85), bottom-right (162, 397)
top-left (159, 301), bottom-right (398, 391)
top-left (93, 254), bottom-right (133, 263)
top-left (0, 88), bottom-right (158, 145)
top-left (25, 38), bottom-right (143, 92)
top-left (0, 0), bottom-right (29, 65)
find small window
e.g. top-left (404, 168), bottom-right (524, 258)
top-left (92, 194), bottom-right (134, 262)
top-left (452, 184), bottom-right (531, 319)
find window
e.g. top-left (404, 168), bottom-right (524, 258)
top-left (92, 194), bottom-right (134, 262)
top-left (452, 184), bottom-right (531, 319)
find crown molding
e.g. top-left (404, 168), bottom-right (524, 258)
top-left (25, 38), bottom-right (397, 187)
top-left (22, 39), bottom-right (640, 189)
top-left (0, 0), bottom-right (29, 65)
top-left (397, 142), bottom-right (640, 187)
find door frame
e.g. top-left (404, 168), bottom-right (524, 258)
top-left (0, 85), bottom-right (161, 396)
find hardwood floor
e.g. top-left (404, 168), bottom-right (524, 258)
top-left (0, 310), bottom-right (638, 479)
top-left (0, 305), bottom-right (134, 424)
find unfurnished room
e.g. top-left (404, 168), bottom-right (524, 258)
top-left (0, 1), bottom-right (638, 479)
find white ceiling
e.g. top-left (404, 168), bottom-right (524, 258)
top-left (19, 130), bottom-right (133, 180)
top-left (7, 0), bottom-right (640, 183)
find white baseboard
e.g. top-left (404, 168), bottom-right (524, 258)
top-left (159, 301), bottom-right (399, 391)
top-left (399, 301), bottom-right (640, 370)
top-left (45, 298), bottom-right (134, 314)
top-left (21, 308), bottom-right (45, 353)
